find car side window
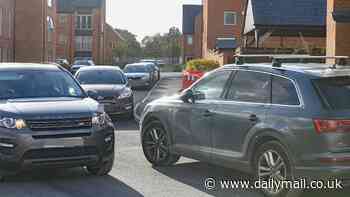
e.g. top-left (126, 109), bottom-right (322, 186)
top-left (192, 70), bottom-right (232, 100)
top-left (272, 76), bottom-right (300, 106)
top-left (226, 70), bottom-right (271, 103)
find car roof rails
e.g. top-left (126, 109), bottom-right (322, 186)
top-left (234, 54), bottom-right (349, 68)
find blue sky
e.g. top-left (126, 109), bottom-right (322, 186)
top-left (106, 0), bottom-right (201, 41)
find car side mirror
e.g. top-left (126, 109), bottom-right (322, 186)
top-left (180, 90), bottom-right (205, 103)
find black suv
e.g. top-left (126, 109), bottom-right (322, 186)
top-left (0, 63), bottom-right (115, 179)
top-left (140, 57), bottom-right (350, 196)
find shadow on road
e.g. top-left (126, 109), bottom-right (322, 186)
top-left (0, 168), bottom-right (143, 197)
top-left (114, 118), bottom-right (139, 131)
top-left (153, 161), bottom-right (350, 197)
top-left (153, 161), bottom-right (261, 197)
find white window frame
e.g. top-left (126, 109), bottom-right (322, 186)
top-left (48, 0), bottom-right (53, 7)
top-left (224, 11), bottom-right (237, 26)
top-left (75, 36), bottom-right (92, 51)
top-left (76, 15), bottom-right (92, 30)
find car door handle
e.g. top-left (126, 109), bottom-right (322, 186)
top-left (249, 114), bottom-right (259, 122)
top-left (203, 110), bottom-right (214, 117)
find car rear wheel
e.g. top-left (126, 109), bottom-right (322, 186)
top-left (254, 141), bottom-right (294, 197)
top-left (87, 154), bottom-right (114, 176)
top-left (142, 121), bottom-right (180, 166)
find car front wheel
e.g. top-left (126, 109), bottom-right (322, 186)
top-left (142, 120), bottom-right (180, 166)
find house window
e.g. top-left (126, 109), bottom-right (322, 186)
top-left (187, 35), bottom-right (193, 45)
top-left (224, 11), bottom-right (237, 25)
top-left (59, 15), bottom-right (67, 24)
top-left (48, 0), bottom-right (53, 7)
top-left (76, 15), bottom-right (92, 30)
top-left (59, 34), bottom-right (66, 44)
top-left (47, 16), bottom-right (55, 30)
top-left (75, 36), bottom-right (92, 51)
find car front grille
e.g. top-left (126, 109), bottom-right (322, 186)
top-left (26, 117), bottom-right (92, 131)
top-left (23, 146), bottom-right (98, 160)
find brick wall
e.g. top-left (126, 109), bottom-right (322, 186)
top-left (202, 0), bottom-right (243, 57)
top-left (327, 0), bottom-right (350, 62)
top-left (14, 0), bottom-right (57, 63)
top-left (56, 13), bottom-right (75, 63)
top-left (56, 1), bottom-right (106, 64)
top-left (194, 13), bottom-right (202, 58)
top-left (0, 0), bottom-right (14, 62)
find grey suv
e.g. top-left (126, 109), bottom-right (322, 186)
top-left (140, 58), bottom-right (350, 196)
top-left (0, 63), bottom-right (115, 180)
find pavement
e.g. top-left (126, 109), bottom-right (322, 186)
top-left (0, 72), bottom-right (349, 197)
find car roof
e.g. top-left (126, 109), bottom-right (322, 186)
top-left (223, 63), bottom-right (350, 78)
top-left (78, 65), bottom-right (121, 71)
top-left (126, 62), bottom-right (153, 67)
top-left (0, 63), bottom-right (61, 71)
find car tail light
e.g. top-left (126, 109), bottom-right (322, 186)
top-left (313, 119), bottom-right (350, 134)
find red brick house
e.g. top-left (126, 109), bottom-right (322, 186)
top-left (327, 0), bottom-right (350, 61)
top-left (104, 24), bottom-right (124, 65)
top-left (182, 0), bottom-right (244, 65)
top-left (202, 0), bottom-right (244, 64)
top-left (56, 0), bottom-right (106, 64)
top-left (0, 0), bottom-right (15, 62)
top-left (241, 0), bottom-right (326, 54)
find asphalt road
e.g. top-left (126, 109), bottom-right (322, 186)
top-left (0, 73), bottom-right (349, 197)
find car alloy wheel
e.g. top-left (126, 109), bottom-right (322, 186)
top-left (142, 126), bottom-right (169, 163)
top-left (258, 149), bottom-right (287, 195)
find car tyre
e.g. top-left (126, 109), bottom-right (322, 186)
top-left (254, 141), bottom-right (296, 197)
top-left (87, 154), bottom-right (114, 176)
top-left (142, 120), bottom-right (180, 166)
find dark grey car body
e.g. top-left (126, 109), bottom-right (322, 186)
top-left (75, 66), bottom-right (134, 118)
top-left (140, 63), bottom-right (350, 182)
top-left (0, 64), bottom-right (115, 175)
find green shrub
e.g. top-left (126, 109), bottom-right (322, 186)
top-left (186, 59), bottom-right (220, 72)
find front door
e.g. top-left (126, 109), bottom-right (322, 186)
top-left (211, 70), bottom-right (271, 164)
top-left (188, 70), bottom-right (233, 161)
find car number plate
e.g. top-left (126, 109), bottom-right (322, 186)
top-left (43, 137), bottom-right (84, 148)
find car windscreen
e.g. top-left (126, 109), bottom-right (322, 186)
top-left (124, 66), bottom-right (149, 73)
top-left (76, 70), bottom-right (126, 85)
top-left (0, 70), bottom-right (85, 100)
top-left (314, 77), bottom-right (350, 110)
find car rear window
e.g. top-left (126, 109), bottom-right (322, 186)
top-left (314, 77), bottom-right (350, 109)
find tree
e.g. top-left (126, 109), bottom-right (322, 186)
top-left (113, 29), bottom-right (142, 60)
top-left (141, 27), bottom-right (182, 63)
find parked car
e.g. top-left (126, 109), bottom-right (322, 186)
top-left (140, 58), bottom-right (350, 197)
top-left (124, 63), bottom-right (156, 89)
top-left (71, 60), bottom-right (95, 74)
top-left (0, 63), bottom-right (115, 180)
top-left (140, 59), bottom-right (161, 80)
top-left (75, 66), bottom-right (134, 119)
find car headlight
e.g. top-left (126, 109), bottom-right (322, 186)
top-left (92, 112), bottom-right (112, 130)
top-left (118, 88), bottom-right (132, 99)
top-left (141, 75), bottom-right (149, 80)
top-left (0, 117), bottom-right (27, 130)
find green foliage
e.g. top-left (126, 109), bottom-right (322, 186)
top-left (186, 59), bottom-right (220, 72)
top-left (113, 29), bottom-right (142, 58)
top-left (142, 27), bottom-right (181, 60)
